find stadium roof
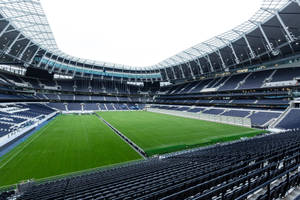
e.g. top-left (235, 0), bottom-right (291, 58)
top-left (0, 0), bottom-right (295, 70)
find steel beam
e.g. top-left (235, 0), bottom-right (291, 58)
top-left (176, 55), bottom-right (195, 77)
top-left (203, 43), bottom-right (226, 69)
top-left (0, 14), bottom-right (34, 22)
top-left (232, 29), bottom-right (256, 59)
top-left (216, 37), bottom-right (240, 64)
top-left (274, 11), bottom-right (295, 42)
top-left (27, 47), bottom-right (40, 64)
top-left (49, 56), bottom-right (60, 73)
top-left (18, 41), bottom-right (31, 59)
top-left (37, 51), bottom-right (47, 68)
top-left (184, 50), bottom-right (203, 74)
top-left (195, 58), bottom-right (204, 74)
top-left (5, 32), bottom-right (21, 53)
top-left (44, 54), bottom-right (55, 70)
top-left (0, 22), bottom-right (10, 38)
top-left (161, 64), bottom-right (170, 81)
top-left (243, 34), bottom-right (256, 59)
top-left (254, 22), bottom-right (276, 53)
top-left (170, 58), bottom-right (185, 78)
top-left (192, 47), bottom-right (213, 72)
top-left (293, 0), bottom-right (300, 7)
top-left (262, 8), bottom-right (296, 43)
top-left (164, 61), bottom-right (177, 79)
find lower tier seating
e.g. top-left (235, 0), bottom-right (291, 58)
top-left (150, 105), bottom-right (282, 127)
top-left (0, 103), bottom-right (55, 138)
top-left (8, 130), bottom-right (300, 200)
top-left (276, 108), bottom-right (300, 129)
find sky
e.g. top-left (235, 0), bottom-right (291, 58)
top-left (41, 0), bottom-right (262, 68)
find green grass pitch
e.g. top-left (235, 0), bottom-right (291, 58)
top-left (0, 111), bottom-right (266, 187)
top-left (99, 111), bottom-right (267, 156)
top-left (0, 114), bottom-right (141, 187)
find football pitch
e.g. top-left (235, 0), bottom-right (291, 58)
top-left (0, 111), bottom-right (266, 187)
top-left (99, 111), bottom-right (266, 156)
top-left (0, 114), bottom-right (141, 187)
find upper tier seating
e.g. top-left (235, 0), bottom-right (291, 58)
top-left (271, 67), bottom-right (300, 82)
top-left (60, 94), bottom-right (74, 101)
top-left (39, 79), bottom-right (56, 87)
top-left (256, 99), bottom-right (289, 105)
top-left (238, 70), bottom-right (273, 90)
top-left (218, 73), bottom-right (248, 91)
top-left (47, 103), bottom-right (66, 111)
top-left (44, 94), bottom-right (59, 100)
top-left (57, 80), bottom-right (74, 91)
top-left (75, 80), bottom-right (90, 92)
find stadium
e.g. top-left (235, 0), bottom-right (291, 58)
top-left (0, 0), bottom-right (300, 199)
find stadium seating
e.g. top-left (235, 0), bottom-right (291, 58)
top-left (67, 103), bottom-right (82, 111)
top-left (83, 103), bottom-right (100, 111)
top-left (276, 109), bottom-right (300, 129)
top-left (5, 130), bottom-right (299, 200)
top-left (0, 103), bottom-right (55, 138)
top-left (248, 111), bottom-right (281, 126)
top-left (47, 103), bottom-right (66, 111)
top-left (2, 0), bottom-right (300, 199)
top-left (222, 110), bottom-right (250, 117)
top-left (218, 73), bottom-right (248, 91)
top-left (150, 104), bottom-right (283, 128)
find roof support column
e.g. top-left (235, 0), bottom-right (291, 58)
top-left (18, 41), bottom-right (32, 60)
top-left (163, 67), bottom-right (170, 81)
top-left (257, 23), bottom-right (275, 52)
top-left (5, 32), bottom-right (21, 54)
top-left (274, 11), bottom-right (295, 42)
top-left (185, 50), bottom-right (203, 74)
top-left (176, 55), bottom-right (195, 78)
top-left (179, 64), bottom-right (185, 78)
top-left (58, 57), bottom-right (67, 73)
top-left (37, 51), bottom-right (48, 68)
top-left (0, 23), bottom-right (10, 38)
top-left (44, 54), bottom-right (54, 70)
top-left (186, 62), bottom-right (195, 78)
top-left (232, 29), bottom-right (256, 59)
top-left (216, 50), bottom-right (226, 69)
top-left (49, 56), bottom-right (60, 73)
top-left (216, 37), bottom-right (240, 64)
top-left (183, 51), bottom-right (200, 75)
top-left (206, 55), bottom-right (214, 72)
top-left (164, 61), bottom-right (177, 79)
top-left (243, 34), bottom-right (256, 59)
top-left (203, 43), bottom-right (226, 70)
top-left (170, 58), bottom-right (185, 79)
top-left (89, 61), bottom-right (96, 80)
top-left (192, 47), bottom-right (213, 72)
top-left (195, 59), bottom-right (204, 74)
top-left (29, 47), bottom-right (41, 64)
